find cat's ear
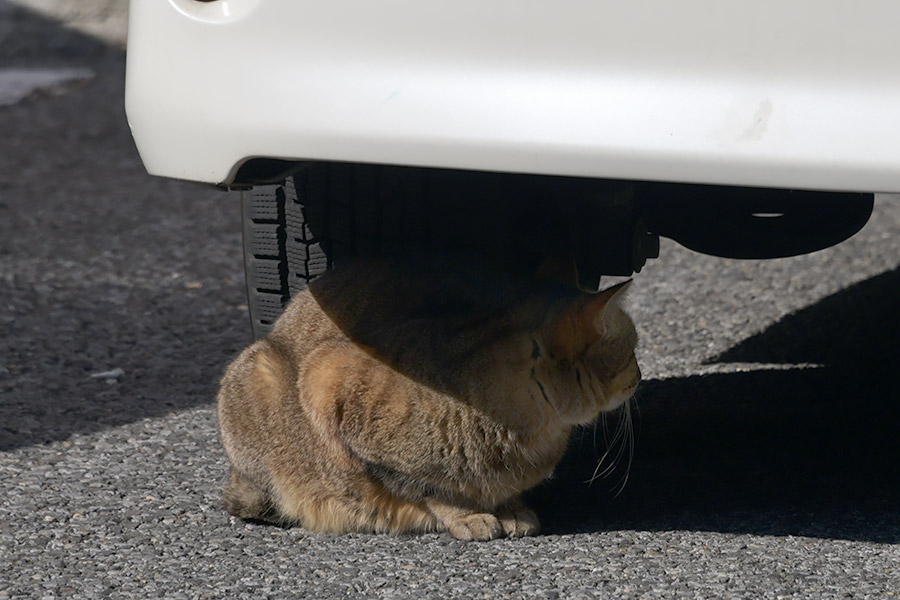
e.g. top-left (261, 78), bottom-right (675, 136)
top-left (587, 279), bottom-right (632, 335)
top-left (548, 280), bottom-right (632, 359)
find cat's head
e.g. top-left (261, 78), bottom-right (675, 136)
top-left (527, 280), bottom-right (640, 424)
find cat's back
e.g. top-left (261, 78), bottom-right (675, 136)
top-left (278, 254), bottom-right (551, 375)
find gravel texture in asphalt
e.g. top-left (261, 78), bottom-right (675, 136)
top-left (1, 3), bottom-right (899, 598)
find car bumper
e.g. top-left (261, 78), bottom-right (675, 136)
top-left (125, 0), bottom-right (900, 192)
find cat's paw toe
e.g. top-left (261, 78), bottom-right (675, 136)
top-left (499, 506), bottom-right (540, 537)
top-left (447, 513), bottom-right (504, 541)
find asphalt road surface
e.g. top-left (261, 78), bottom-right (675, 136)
top-left (2, 3), bottom-right (899, 598)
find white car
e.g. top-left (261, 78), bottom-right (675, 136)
top-left (125, 0), bottom-right (899, 337)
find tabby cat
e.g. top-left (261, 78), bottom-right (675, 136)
top-left (217, 255), bottom-right (640, 540)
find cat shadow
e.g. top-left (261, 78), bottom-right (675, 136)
top-left (529, 266), bottom-right (900, 543)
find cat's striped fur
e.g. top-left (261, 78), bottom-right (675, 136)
top-left (217, 255), bottom-right (640, 540)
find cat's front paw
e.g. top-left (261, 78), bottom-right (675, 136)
top-left (446, 513), bottom-right (504, 541)
top-left (498, 505), bottom-right (540, 537)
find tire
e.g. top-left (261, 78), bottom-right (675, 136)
top-left (240, 178), bottom-right (303, 340)
top-left (242, 163), bottom-right (434, 339)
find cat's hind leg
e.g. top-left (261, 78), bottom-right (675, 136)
top-left (223, 467), bottom-right (283, 523)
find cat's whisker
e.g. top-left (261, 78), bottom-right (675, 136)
top-left (588, 443), bottom-right (624, 484)
top-left (587, 443), bottom-right (616, 484)
top-left (609, 404), bottom-right (631, 450)
top-left (593, 411), bottom-right (610, 455)
top-left (586, 395), bottom-right (637, 495)
top-left (611, 399), bottom-right (636, 497)
top-left (586, 407), bottom-right (626, 485)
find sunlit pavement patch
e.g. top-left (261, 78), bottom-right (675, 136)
top-left (0, 67), bottom-right (94, 107)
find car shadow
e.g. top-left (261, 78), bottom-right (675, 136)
top-left (0, 0), bottom-right (118, 64)
top-left (530, 266), bottom-right (900, 543)
top-left (0, 4), bottom-right (249, 450)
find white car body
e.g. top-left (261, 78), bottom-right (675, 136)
top-left (126, 0), bottom-right (900, 194)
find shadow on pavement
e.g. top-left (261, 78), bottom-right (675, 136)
top-left (0, 0), bottom-right (117, 64)
top-left (532, 266), bottom-right (900, 543)
top-left (0, 4), bottom-right (247, 450)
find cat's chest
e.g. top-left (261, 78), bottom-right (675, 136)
top-left (501, 421), bottom-right (571, 486)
